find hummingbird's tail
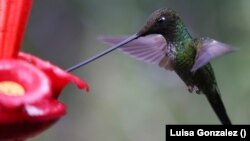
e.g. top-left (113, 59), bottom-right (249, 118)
top-left (205, 89), bottom-right (232, 125)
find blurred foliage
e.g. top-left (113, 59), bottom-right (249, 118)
top-left (23, 0), bottom-right (249, 140)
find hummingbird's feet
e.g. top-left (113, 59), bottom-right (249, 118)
top-left (187, 85), bottom-right (193, 93)
top-left (187, 85), bottom-right (201, 94)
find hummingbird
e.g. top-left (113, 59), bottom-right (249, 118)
top-left (66, 8), bottom-right (235, 124)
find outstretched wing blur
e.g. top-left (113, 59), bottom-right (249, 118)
top-left (100, 34), bottom-right (173, 70)
top-left (191, 38), bottom-right (236, 72)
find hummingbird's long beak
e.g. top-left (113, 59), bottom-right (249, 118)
top-left (66, 33), bottom-right (140, 72)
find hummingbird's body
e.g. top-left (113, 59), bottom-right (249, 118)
top-left (148, 14), bottom-right (231, 124)
top-left (169, 34), bottom-right (232, 124)
top-left (68, 8), bottom-right (235, 124)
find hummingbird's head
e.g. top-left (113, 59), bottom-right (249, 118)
top-left (137, 8), bottom-right (180, 38)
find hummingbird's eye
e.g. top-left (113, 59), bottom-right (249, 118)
top-left (156, 16), bottom-right (166, 24)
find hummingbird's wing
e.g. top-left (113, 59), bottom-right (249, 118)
top-left (100, 34), bottom-right (173, 70)
top-left (191, 39), bottom-right (236, 72)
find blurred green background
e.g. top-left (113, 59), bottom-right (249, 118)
top-left (23, 0), bottom-right (249, 140)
